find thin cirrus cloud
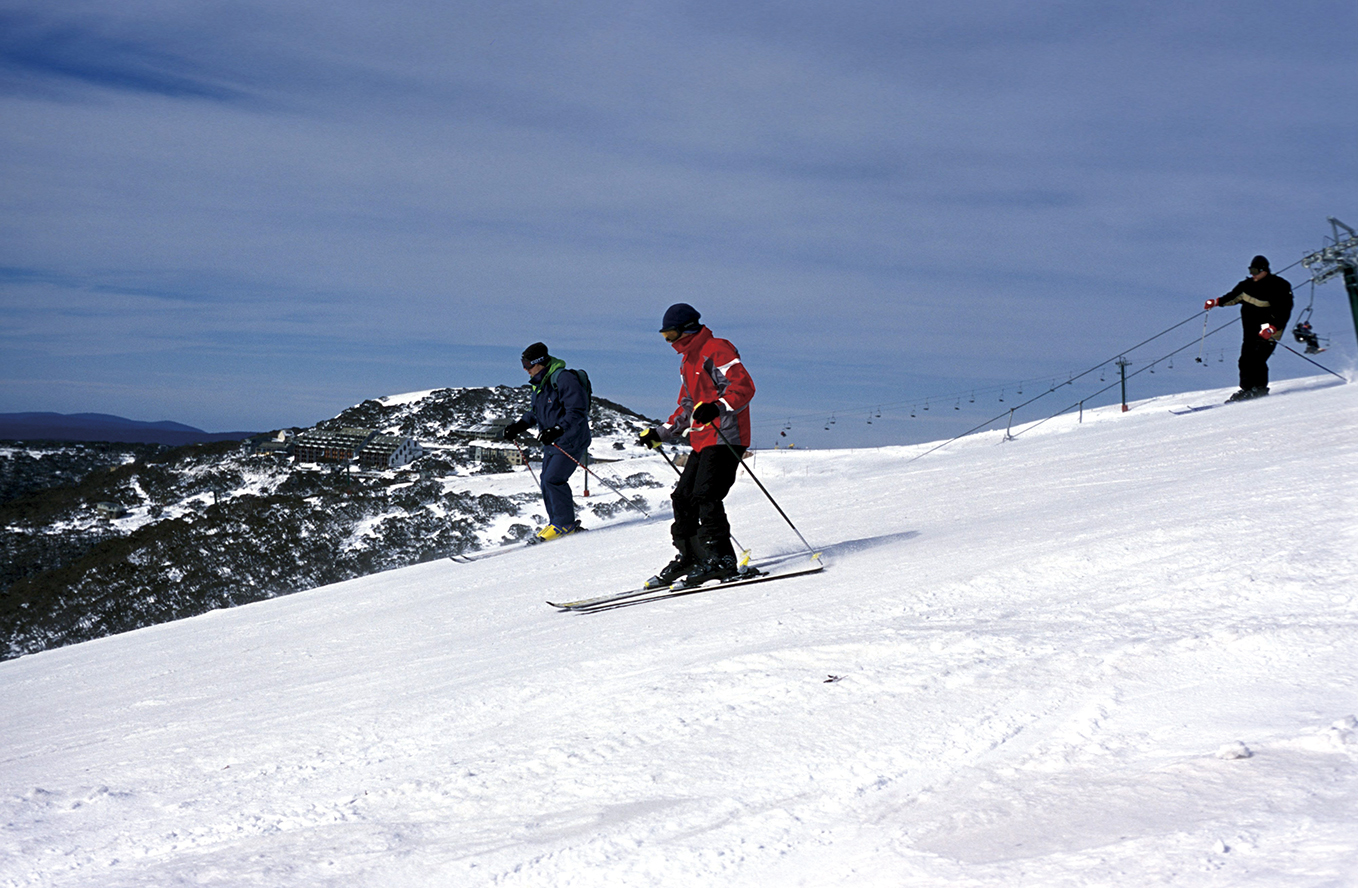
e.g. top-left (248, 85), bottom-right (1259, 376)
top-left (0, 11), bottom-right (250, 101)
top-left (0, 1), bottom-right (1353, 438)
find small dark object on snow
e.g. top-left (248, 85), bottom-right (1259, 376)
top-left (823, 675), bottom-right (843, 683)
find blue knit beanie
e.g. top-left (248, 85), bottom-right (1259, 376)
top-left (659, 303), bottom-right (702, 334)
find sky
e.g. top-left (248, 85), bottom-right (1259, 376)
top-left (2, 0), bottom-right (1355, 446)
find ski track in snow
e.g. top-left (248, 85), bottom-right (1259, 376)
top-left (2, 377), bottom-right (1356, 886)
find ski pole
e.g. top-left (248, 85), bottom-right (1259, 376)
top-left (1195, 312), bottom-right (1209, 363)
top-left (711, 425), bottom-right (818, 558)
top-left (550, 442), bottom-right (650, 518)
top-left (510, 439), bottom-right (540, 488)
top-left (1279, 342), bottom-right (1346, 381)
top-left (652, 443), bottom-right (750, 557)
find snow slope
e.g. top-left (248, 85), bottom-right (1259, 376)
top-left (2, 376), bottom-right (1356, 887)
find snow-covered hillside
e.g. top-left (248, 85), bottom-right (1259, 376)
top-left (1, 386), bottom-right (663, 659)
top-left (2, 377), bottom-right (1355, 887)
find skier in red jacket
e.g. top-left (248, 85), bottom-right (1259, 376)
top-left (638, 303), bottom-right (756, 587)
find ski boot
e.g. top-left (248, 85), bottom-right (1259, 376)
top-left (677, 553), bottom-right (740, 587)
top-left (1226, 386), bottom-right (1269, 403)
top-left (644, 538), bottom-right (695, 589)
top-left (528, 521), bottom-right (583, 544)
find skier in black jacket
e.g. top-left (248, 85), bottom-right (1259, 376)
top-left (1205, 255), bottom-right (1293, 402)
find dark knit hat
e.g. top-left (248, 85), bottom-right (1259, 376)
top-left (521, 342), bottom-right (550, 369)
top-left (659, 303), bottom-right (702, 334)
top-left (1249, 255), bottom-right (1270, 273)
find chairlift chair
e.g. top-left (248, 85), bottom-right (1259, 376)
top-left (1291, 284), bottom-right (1327, 354)
top-left (1292, 322), bottom-right (1324, 353)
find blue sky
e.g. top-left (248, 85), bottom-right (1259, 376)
top-left (2, 0), bottom-right (1354, 447)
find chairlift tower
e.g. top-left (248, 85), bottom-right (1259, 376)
top-left (1300, 217), bottom-right (1358, 346)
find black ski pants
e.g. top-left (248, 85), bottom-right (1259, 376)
top-left (1238, 335), bottom-right (1277, 391)
top-left (671, 443), bottom-right (745, 560)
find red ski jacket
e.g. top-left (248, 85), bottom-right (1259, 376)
top-left (661, 326), bottom-right (755, 451)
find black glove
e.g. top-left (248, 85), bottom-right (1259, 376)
top-left (638, 428), bottom-right (662, 450)
top-left (539, 425), bottom-right (564, 446)
top-left (503, 419), bottom-right (531, 441)
top-left (691, 401), bottom-right (721, 425)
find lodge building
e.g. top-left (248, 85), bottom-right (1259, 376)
top-left (292, 427), bottom-right (423, 468)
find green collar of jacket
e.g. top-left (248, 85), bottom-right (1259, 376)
top-left (529, 357), bottom-right (567, 393)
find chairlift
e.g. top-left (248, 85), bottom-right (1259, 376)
top-left (1293, 322), bottom-right (1325, 353)
top-left (1291, 282), bottom-right (1328, 354)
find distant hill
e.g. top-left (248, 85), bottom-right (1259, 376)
top-left (0, 386), bottom-right (663, 660)
top-left (0, 412), bottom-right (258, 446)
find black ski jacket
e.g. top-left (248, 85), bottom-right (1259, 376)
top-left (1219, 273), bottom-right (1293, 339)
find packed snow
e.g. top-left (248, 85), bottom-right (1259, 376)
top-left (2, 376), bottom-right (1355, 887)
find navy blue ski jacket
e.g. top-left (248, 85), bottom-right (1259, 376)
top-left (519, 358), bottom-right (591, 455)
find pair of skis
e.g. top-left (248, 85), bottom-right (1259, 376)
top-left (447, 527), bottom-right (590, 564)
top-left (447, 539), bottom-right (535, 564)
top-left (1169, 404), bottom-right (1223, 415)
top-left (547, 553), bottom-right (824, 612)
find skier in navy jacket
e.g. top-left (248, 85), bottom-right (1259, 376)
top-left (502, 342), bottom-right (591, 543)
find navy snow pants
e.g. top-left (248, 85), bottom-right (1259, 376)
top-left (540, 445), bottom-right (583, 529)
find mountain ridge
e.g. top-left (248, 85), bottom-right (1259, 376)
top-left (0, 411), bottom-right (258, 445)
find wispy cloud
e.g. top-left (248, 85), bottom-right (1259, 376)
top-left (0, 0), bottom-right (1353, 436)
top-left (0, 11), bottom-right (249, 101)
